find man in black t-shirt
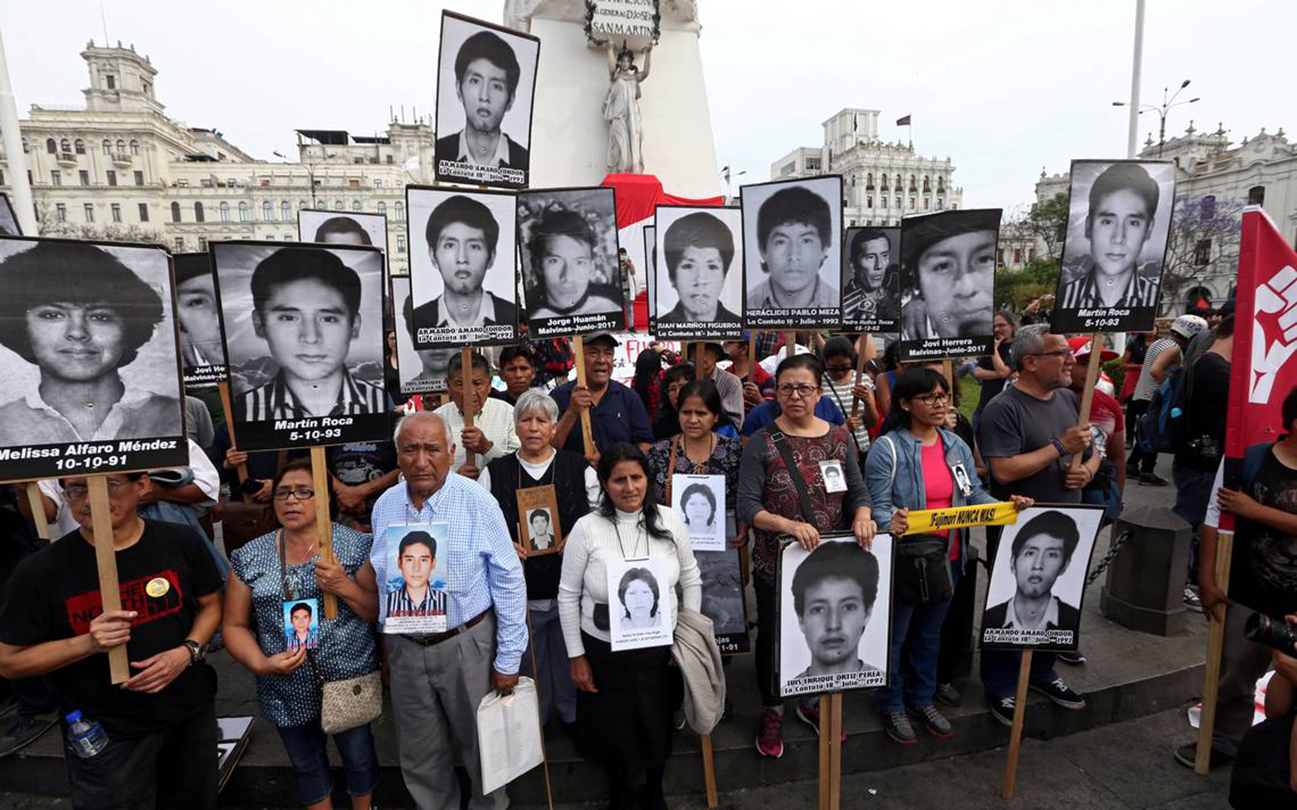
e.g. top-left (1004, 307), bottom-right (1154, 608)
top-left (0, 472), bottom-right (223, 809)
top-left (328, 440), bottom-right (399, 532)
top-left (1174, 317), bottom-right (1234, 533)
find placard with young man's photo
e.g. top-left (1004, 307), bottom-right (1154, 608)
top-left (0, 236), bottom-right (188, 480)
top-left (740, 176), bottom-right (844, 330)
top-left (778, 532), bottom-right (893, 698)
top-left (841, 226), bottom-right (900, 333)
top-left (407, 186), bottom-right (518, 348)
top-left (298, 209), bottom-right (389, 255)
top-left (376, 523), bottom-right (450, 635)
top-left (652, 206), bottom-right (743, 341)
top-left (434, 11), bottom-right (540, 190)
top-left (174, 253), bottom-right (228, 389)
top-left (1050, 159), bottom-right (1177, 334)
top-left (517, 187), bottom-right (625, 338)
top-left (390, 277), bottom-right (451, 396)
top-left (211, 241), bottom-right (390, 452)
top-left (897, 208), bottom-right (1002, 361)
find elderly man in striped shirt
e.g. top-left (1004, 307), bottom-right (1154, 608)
top-left (370, 411), bottom-right (527, 810)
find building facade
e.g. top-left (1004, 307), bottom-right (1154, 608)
top-left (770, 108), bottom-right (965, 228)
top-left (0, 41), bottom-right (435, 275)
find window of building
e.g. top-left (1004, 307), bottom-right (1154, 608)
top-left (116, 139), bottom-right (125, 154)
top-left (194, 202), bottom-right (205, 222)
top-left (908, 175), bottom-right (916, 191)
top-left (378, 202), bottom-right (387, 217)
top-left (938, 177), bottom-right (945, 192)
top-left (1028, 248), bottom-right (1036, 262)
top-left (238, 201), bottom-right (250, 222)
top-left (129, 140), bottom-right (140, 155)
top-left (866, 173), bottom-right (874, 189)
top-left (55, 204), bottom-right (67, 222)
top-left (83, 203), bottom-right (94, 223)
top-left (1013, 248), bottom-right (1022, 265)
top-left (866, 196), bottom-right (873, 208)
top-left (397, 235), bottom-right (406, 253)
top-left (74, 139), bottom-right (85, 155)
top-left (198, 237), bottom-right (208, 251)
top-left (60, 139), bottom-right (70, 154)
top-left (281, 201), bottom-right (291, 221)
top-left (171, 202), bottom-right (181, 222)
top-left (374, 179), bottom-right (383, 188)
top-left (220, 201), bottom-right (230, 222)
top-left (880, 175), bottom-right (888, 190)
top-left (111, 204), bottom-right (122, 223)
top-left (894, 196), bottom-right (900, 208)
top-left (334, 200), bottom-right (344, 210)
top-left (386, 154), bottom-right (393, 164)
top-left (951, 203), bottom-right (958, 210)
top-left (895, 174), bottom-right (902, 189)
top-left (45, 139), bottom-right (56, 154)
top-left (50, 170), bottom-right (61, 186)
top-left (395, 201), bottom-right (404, 220)
top-left (805, 157), bottom-right (821, 172)
top-left (106, 170), bottom-right (117, 186)
top-left (909, 197), bottom-right (915, 210)
top-left (138, 203), bottom-right (149, 223)
top-left (924, 198), bottom-right (930, 210)
top-left (1194, 238), bottom-right (1212, 266)
top-left (1248, 185), bottom-right (1266, 206)
top-left (78, 170), bottom-right (90, 185)
top-left (227, 178), bottom-right (236, 188)
top-left (352, 200), bottom-right (362, 212)
top-left (923, 176), bottom-right (931, 193)
top-left (105, 74), bottom-right (116, 90)
top-left (262, 201), bottom-right (273, 220)
top-left (101, 139), bottom-right (111, 154)
top-left (175, 237), bottom-right (185, 252)
top-left (348, 179), bottom-right (361, 189)
top-left (134, 171), bottom-right (144, 186)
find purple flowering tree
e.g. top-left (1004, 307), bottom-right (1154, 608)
top-left (1160, 194), bottom-right (1244, 314)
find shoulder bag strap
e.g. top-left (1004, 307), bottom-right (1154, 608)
top-left (769, 430), bottom-right (820, 530)
top-left (665, 435), bottom-right (680, 503)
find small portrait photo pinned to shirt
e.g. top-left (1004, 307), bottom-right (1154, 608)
top-left (174, 253), bottom-right (227, 390)
top-left (211, 240), bottom-right (391, 452)
top-left (0, 236), bottom-right (188, 481)
top-left (671, 474), bottom-right (726, 552)
top-left (433, 10), bottom-right (540, 190)
top-left (779, 532), bottom-right (893, 698)
top-left (607, 555), bottom-right (674, 652)
top-left (379, 522), bottom-right (450, 635)
top-left (407, 186), bottom-right (518, 348)
top-left (516, 484), bottom-right (562, 557)
top-left (298, 209), bottom-right (389, 256)
top-left (652, 206), bottom-right (743, 341)
top-left (980, 505), bottom-right (1104, 652)
top-left (818, 460), bottom-right (847, 494)
top-left (390, 277), bottom-right (450, 396)
top-left (283, 597), bottom-right (320, 651)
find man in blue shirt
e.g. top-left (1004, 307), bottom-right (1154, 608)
top-left (741, 394), bottom-right (844, 438)
top-left (550, 332), bottom-right (652, 460)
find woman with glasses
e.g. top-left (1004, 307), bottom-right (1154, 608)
top-left (737, 353), bottom-right (876, 758)
top-left (223, 459), bottom-right (381, 810)
top-left (865, 368), bottom-right (1031, 745)
top-left (820, 336), bottom-right (877, 468)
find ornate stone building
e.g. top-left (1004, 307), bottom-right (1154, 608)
top-left (0, 41), bottom-right (434, 274)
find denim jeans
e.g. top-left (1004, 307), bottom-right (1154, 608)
top-left (275, 721), bottom-right (380, 806)
top-left (1173, 458), bottom-right (1217, 579)
top-left (878, 566), bottom-right (959, 713)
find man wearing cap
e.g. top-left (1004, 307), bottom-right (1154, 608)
top-left (899, 210), bottom-right (999, 342)
top-left (695, 342), bottom-right (744, 428)
top-left (1058, 163), bottom-right (1162, 312)
top-left (550, 333), bottom-right (652, 459)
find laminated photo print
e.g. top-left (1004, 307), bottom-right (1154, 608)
top-left (407, 186), bottom-right (518, 348)
top-left (607, 555), bottom-right (674, 652)
top-left (282, 597), bottom-right (320, 650)
top-left (378, 522), bottom-right (450, 634)
top-left (434, 10), bottom-right (540, 189)
top-left (779, 532), bottom-right (893, 698)
top-left (298, 209), bottom-right (389, 256)
top-left (897, 208), bottom-right (1001, 361)
top-left (390, 276), bottom-right (451, 396)
top-left (211, 241), bottom-right (390, 452)
top-left (0, 236), bottom-right (187, 480)
top-left (671, 473), bottom-right (725, 552)
top-left (653, 206), bottom-right (743, 341)
top-left (174, 253), bottom-right (227, 389)
top-left (1050, 159), bottom-right (1177, 333)
top-left (841, 226), bottom-right (900, 332)
top-left (516, 484), bottom-right (562, 556)
top-left (980, 505), bottom-right (1103, 652)
top-left (517, 187), bottom-right (625, 338)
top-left (740, 175), bottom-right (844, 330)
top-left (0, 192), bottom-right (20, 236)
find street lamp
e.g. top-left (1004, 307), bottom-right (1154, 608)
top-left (1113, 79), bottom-right (1200, 158)
top-left (720, 165), bottom-right (746, 199)
top-left (273, 148), bottom-right (333, 207)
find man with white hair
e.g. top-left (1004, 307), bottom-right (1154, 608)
top-left (369, 412), bottom-right (526, 809)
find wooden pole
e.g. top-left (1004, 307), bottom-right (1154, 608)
top-left (700, 733), bottom-right (719, 808)
top-left (1195, 530), bottom-right (1235, 773)
top-left (1000, 649), bottom-right (1034, 800)
top-left (747, 331), bottom-right (758, 370)
top-left (828, 692), bottom-right (843, 810)
top-left (523, 610), bottom-right (556, 810)
top-left (785, 331), bottom-right (796, 360)
top-left (217, 381), bottom-right (249, 484)
top-left (309, 446), bottom-right (338, 620)
top-left (818, 693), bottom-right (831, 809)
top-left (88, 475), bottom-right (129, 684)
top-left (849, 334), bottom-right (870, 419)
top-left (694, 342), bottom-right (706, 382)
top-left (571, 336), bottom-right (595, 458)
top-left (25, 482), bottom-right (50, 540)
top-left (461, 347), bottom-right (476, 470)
top-left (1070, 333), bottom-right (1104, 471)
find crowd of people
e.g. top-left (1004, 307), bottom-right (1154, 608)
top-left (0, 298), bottom-right (1292, 810)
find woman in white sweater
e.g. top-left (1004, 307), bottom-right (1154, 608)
top-left (559, 442), bottom-right (702, 810)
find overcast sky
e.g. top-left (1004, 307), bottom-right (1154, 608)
top-left (1, 0), bottom-right (1290, 210)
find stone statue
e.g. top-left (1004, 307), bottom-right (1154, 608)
top-left (600, 40), bottom-right (652, 174)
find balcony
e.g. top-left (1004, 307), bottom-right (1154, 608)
top-left (56, 152), bottom-right (78, 167)
top-left (111, 153), bottom-right (133, 167)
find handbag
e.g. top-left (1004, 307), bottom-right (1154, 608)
top-left (895, 533), bottom-right (953, 606)
top-left (277, 530), bottom-right (382, 734)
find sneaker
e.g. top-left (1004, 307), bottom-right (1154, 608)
top-left (1056, 649), bottom-right (1087, 666)
top-left (795, 700), bottom-right (847, 743)
top-left (1029, 677), bottom-right (1087, 710)
top-left (1184, 587), bottom-right (1203, 613)
top-left (1174, 742), bottom-right (1234, 770)
top-left (882, 710), bottom-right (917, 745)
top-left (755, 708), bottom-right (784, 758)
top-left (1139, 472), bottom-right (1168, 486)
top-left (988, 695), bottom-right (1016, 728)
top-left (0, 714), bottom-right (56, 758)
top-left (910, 704), bottom-right (954, 739)
top-left (935, 682), bottom-right (963, 708)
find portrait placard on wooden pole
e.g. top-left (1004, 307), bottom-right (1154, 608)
top-left (24, 483), bottom-right (50, 541)
top-left (309, 447), bottom-right (338, 620)
top-left (849, 334), bottom-right (870, 420)
top-left (461, 346), bottom-right (477, 470)
top-left (1195, 531), bottom-right (1235, 773)
top-left (1069, 333), bottom-right (1104, 472)
top-left (1000, 649), bottom-right (1034, 800)
top-left (88, 476), bottom-right (129, 684)
top-left (217, 380), bottom-right (249, 485)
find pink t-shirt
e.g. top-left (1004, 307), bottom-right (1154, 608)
top-left (920, 441), bottom-right (958, 559)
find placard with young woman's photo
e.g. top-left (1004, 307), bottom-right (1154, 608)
top-left (0, 236), bottom-right (188, 480)
top-left (607, 556), bottom-right (674, 652)
top-left (211, 241), bottom-right (391, 452)
top-left (671, 473), bottom-right (725, 552)
top-left (298, 209), bottom-right (389, 255)
top-left (517, 187), bottom-right (625, 338)
top-left (841, 226), bottom-right (900, 332)
top-left (390, 276), bottom-right (451, 396)
top-left (174, 253), bottom-right (228, 389)
top-left (652, 206), bottom-right (743, 341)
top-left (778, 532), bottom-right (894, 697)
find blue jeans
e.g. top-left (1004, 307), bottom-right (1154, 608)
top-left (275, 721), bottom-right (380, 806)
top-left (878, 565), bottom-right (959, 713)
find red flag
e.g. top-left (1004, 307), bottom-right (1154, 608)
top-left (896, 114), bottom-right (911, 127)
top-left (1221, 207), bottom-right (1297, 527)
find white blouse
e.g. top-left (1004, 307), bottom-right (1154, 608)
top-left (558, 507), bottom-right (702, 657)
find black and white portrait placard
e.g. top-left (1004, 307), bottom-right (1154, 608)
top-left (517, 186), bottom-right (625, 338)
top-left (211, 241), bottom-right (390, 452)
top-left (779, 532), bottom-right (893, 698)
top-left (740, 176), bottom-right (843, 331)
top-left (607, 555), bottom-right (674, 652)
top-left (1050, 159), bottom-right (1177, 333)
top-left (671, 473), bottom-right (725, 552)
top-left (298, 209), bottom-right (389, 255)
top-left (0, 193), bottom-right (20, 237)
top-left (642, 224), bottom-right (657, 335)
top-left (434, 10), bottom-right (540, 190)
top-left (174, 253), bottom-right (227, 390)
top-left (0, 237), bottom-right (187, 480)
top-left (653, 206), bottom-right (742, 341)
top-left (897, 208), bottom-right (1001, 361)
top-left (407, 186), bottom-right (518, 348)
top-left (390, 277), bottom-right (450, 396)
top-left (841, 226), bottom-right (900, 333)
top-left (980, 505), bottom-right (1103, 652)
top-left (698, 548), bottom-right (749, 654)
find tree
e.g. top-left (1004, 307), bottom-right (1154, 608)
top-left (1160, 195), bottom-right (1244, 314)
top-left (1022, 192), bottom-right (1069, 261)
top-left (996, 257), bottom-right (1060, 313)
top-left (33, 199), bottom-right (165, 246)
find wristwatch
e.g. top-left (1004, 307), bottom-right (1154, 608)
top-left (182, 639), bottom-right (207, 666)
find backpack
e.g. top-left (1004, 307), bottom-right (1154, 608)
top-left (1137, 364), bottom-right (1191, 455)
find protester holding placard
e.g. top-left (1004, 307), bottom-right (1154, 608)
top-left (558, 442), bottom-right (701, 809)
top-left (551, 332), bottom-right (651, 458)
top-left (737, 352), bottom-right (875, 757)
top-left (223, 459), bottom-right (381, 810)
top-left (432, 350), bottom-right (518, 480)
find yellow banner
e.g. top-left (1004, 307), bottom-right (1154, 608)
top-left (903, 502), bottom-right (1020, 535)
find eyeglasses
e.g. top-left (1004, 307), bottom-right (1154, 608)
top-left (62, 479), bottom-right (130, 500)
top-left (1029, 350), bottom-right (1072, 360)
top-left (913, 392), bottom-right (950, 405)
top-left (273, 487), bottom-right (316, 501)
top-left (776, 383), bottom-right (819, 399)
top-left (825, 364), bottom-right (854, 374)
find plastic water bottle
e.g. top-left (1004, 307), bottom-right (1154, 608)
top-left (65, 710), bottom-right (109, 759)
